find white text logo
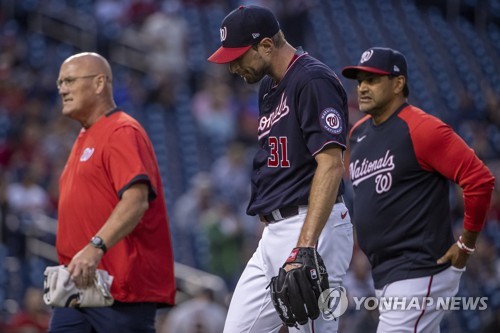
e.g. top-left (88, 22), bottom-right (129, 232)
top-left (258, 93), bottom-right (290, 140)
top-left (352, 296), bottom-right (488, 312)
top-left (349, 150), bottom-right (394, 193)
top-left (278, 299), bottom-right (289, 319)
top-left (319, 293), bottom-right (489, 321)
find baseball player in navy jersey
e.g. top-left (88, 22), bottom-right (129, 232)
top-left (342, 47), bottom-right (495, 332)
top-left (208, 5), bottom-right (353, 333)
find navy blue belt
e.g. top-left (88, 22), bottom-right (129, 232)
top-left (260, 195), bottom-right (344, 223)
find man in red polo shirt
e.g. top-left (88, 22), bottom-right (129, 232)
top-left (50, 52), bottom-right (175, 333)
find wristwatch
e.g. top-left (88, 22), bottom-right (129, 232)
top-left (90, 236), bottom-right (108, 254)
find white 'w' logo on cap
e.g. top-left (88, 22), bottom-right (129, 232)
top-left (360, 50), bottom-right (374, 63)
top-left (220, 26), bottom-right (227, 42)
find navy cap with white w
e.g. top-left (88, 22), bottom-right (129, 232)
top-left (208, 5), bottom-right (280, 64)
top-left (342, 47), bottom-right (409, 95)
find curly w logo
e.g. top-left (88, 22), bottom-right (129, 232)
top-left (220, 27), bottom-right (227, 42)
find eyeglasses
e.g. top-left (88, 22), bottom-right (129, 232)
top-left (56, 74), bottom-right (101, 89)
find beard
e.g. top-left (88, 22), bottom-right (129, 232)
top-left (242, 63), bottom-right (269, 84)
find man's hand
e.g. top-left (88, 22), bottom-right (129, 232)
top-left (68, 245), bottom-right (104, 288)
top-left (437, 230), bottom-right (478, 269)
top-left (436, 243), bottom-right (469, 269)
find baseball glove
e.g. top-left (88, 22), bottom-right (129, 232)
top-left (269, 247), bottom-right (329, 327)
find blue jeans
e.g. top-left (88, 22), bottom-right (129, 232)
top-left (48, 302), bottom-right (157, 333)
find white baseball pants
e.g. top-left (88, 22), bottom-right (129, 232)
top-left (375, 265), bottom-right (464, 333)
top-left (223, 203), bottom-right (354, 333)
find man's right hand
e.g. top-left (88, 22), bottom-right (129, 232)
top-left (68, 245), bottom-right (103, 288)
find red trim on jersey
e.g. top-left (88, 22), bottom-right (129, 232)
top-left (414, 275), bottom-right (433, 333)
top-left (287, 53), bottom-right (299, 69)
top-left (398, 105), bottom-right (495, 232)
top-left (272, 52), bottom-right (307, 88)
top-left (348, 115), bottom-right (371, 139)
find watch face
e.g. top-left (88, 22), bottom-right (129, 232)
top-left (90, 236), bottom-right (107, 253)
top-left (92, 237), bottom-right (103, 247)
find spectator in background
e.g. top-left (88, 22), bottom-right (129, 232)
top-left (0, 171), bottom-right (13, 247)
top-left (122, 0), bottom-right (158, 29)
top-left (340, 250), bottom-right (378, 333)
top-left (200, 201), bottom-right (244, 289)
top-left (210, 141), bottom-right (259, 262)
top-left (159, 288), bottom-right (227, 333)
top-left (191, 78), bottom-right (236, 147)
top-left (94, 0), bottom-right (125, 25)
top-left (5, 287), bottom-right (50, 333)
top-left (140, 4), bottom-right (188, 79)
top-left (210, 141), bottom-right (250, 210)
top-left (232, 82), bottom-right (259, 145)
top-left (6, 164), bottom-right (49, 215)
top-left (10, 121), bottom-right (46, 172)
top-left (172, 172), bottom-right (216, 268)
top-left (41, 117), bottom-right (78, 165)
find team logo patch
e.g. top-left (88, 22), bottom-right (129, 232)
top-left (320, 108), bottom-right (342, 134)
top-left (80, 147), bottom-right (95, 162)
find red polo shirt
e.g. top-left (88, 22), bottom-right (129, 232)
top-left (57, 110), bottom-right (175, 304)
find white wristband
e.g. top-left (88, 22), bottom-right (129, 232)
top-left (456, 236), bottom-right (475, 254)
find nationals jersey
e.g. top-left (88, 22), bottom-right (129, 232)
top-left (247, 52), bottom-right (348, 215)
top-left (349, 103), bottom-right (495, 289)
top-left (57, 109), bottom-right (176, 304)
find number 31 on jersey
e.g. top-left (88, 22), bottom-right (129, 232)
top-left (268, 136), bottom-right (290, 168)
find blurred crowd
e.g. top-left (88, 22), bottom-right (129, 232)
top-left (0, 0), bottom-right (498, 332)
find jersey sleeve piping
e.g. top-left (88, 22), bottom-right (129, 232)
top-left (312, 140), bottom-right (346, 156)
top-left (117, 174), bottom-right (157, 201)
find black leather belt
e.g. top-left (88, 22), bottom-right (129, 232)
top-left (260, 195), bottom-right (344, 223)
top-left (260, 206), bottom-right (299, 223)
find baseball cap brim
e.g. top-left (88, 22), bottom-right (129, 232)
top-left (208, 45), bottom-right (252, 64)
top-left (341, 66), bottom-right (391, 79)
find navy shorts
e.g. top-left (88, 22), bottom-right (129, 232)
top-left (48, 302), bottom-right (157, 333)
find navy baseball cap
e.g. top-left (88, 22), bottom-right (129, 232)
top-left (342, 47), bottom-right (409, 96)
top-left (208, 5), bottom-right (280, 64)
